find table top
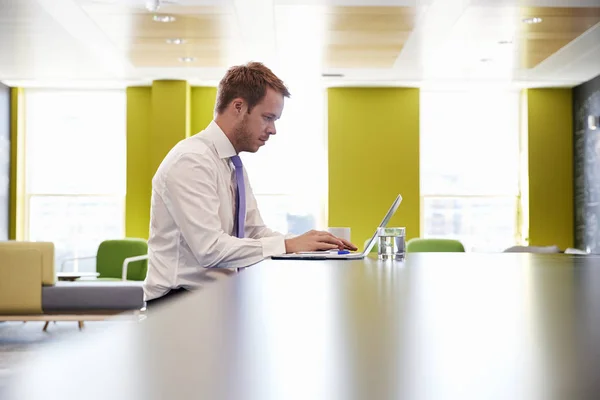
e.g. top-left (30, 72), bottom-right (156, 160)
top-left (8, 253), bottom-right (600, 400)
top-left (56, 271), bottom-right (100, 281)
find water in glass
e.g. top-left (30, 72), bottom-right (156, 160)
top-left (377, 227), bottom-right (406, 260)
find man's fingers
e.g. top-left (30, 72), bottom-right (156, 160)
top-left (308, 231), bottom-right (346, 250)
top-left (340, 238), bottom-right (358, 251)
top-left (316, 243), bottom-right (339, 251)
top-left (320, 235), bottom-right (344, 248)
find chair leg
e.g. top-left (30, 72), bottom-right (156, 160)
top-left (43, 321), bottom-right (50, 332)
top-left (78, 321), bottom-right (84, 330)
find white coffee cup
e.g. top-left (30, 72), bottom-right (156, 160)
top-left (327, 227), bottom-right (351, 242)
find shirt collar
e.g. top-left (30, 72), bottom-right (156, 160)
top-left (202, 120), bottom-right (237, 160)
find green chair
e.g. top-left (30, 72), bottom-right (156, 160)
top-left (406, 238), bottom-right (465, 253)
top-left (61, 238), bottom-right (148, 281)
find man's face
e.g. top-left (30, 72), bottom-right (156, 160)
top-left (233, 87), bottom-right (284, 153)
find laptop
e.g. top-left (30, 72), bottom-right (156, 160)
top-left (271, 194), bottom-right (403, 260)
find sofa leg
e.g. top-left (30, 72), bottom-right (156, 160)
top-left (43, 321), bottom-right (50, 332)
top-left (78, 321), bottom-right (84, 330)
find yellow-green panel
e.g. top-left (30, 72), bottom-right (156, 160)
top-left (191, 87), bottom-right (216, 135)
top-left (328, 88), bottom-right (420, 250)
top-left (126, 87), bottom-right (152, 239)
top-left (526, 88), bottom-right (573, 249)
top-left (150, 80), bottom-right (190, 178)
top-left (9, 88), bottom-right (24, 241)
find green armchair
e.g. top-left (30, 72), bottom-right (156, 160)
top-left (406, 238), bottom-right (465, 253)
top-left (61, 238), bottom-right (148, 281)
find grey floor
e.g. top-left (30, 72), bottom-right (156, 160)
top-left (0, 320), bottom-right (116, 397)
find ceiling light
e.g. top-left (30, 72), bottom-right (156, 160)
top-left (146, 0), bottom-right (161, 12)
top-left (522, 17), bottom-right (542, 24)
top-left (498, 40), bottom-right (513, 45)
top-left (179, 57), bottom-right (195, 62)
top-left (153, 15), bottom-right (175, 23)
top-left (166, 38), bottom-right (185, 45)
top-left (480, 58), bottom-right (493, 63)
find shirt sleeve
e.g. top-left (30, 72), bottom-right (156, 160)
top-left (162, 153), bottom-right (286, 269)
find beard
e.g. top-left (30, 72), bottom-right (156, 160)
top-left (233, 114), bottom-right (254, 152)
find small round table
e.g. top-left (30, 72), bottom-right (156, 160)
top-left (56, 272), bottom-right (100, 282)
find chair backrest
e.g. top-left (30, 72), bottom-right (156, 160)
top-left (406, 238), bottom-right (465, 253)
top-left (503, 245), bottom-right (560, 253)
top-left (96, 238), bottom-right (148, 281)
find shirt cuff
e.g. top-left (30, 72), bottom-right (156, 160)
top-left (260, 235), bottom-right (286, 257)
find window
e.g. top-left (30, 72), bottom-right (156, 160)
top-left (241, 78), bottom-right (327, 235)
top-left (24, 90), bottom-right (126, 271)
top-left (0, 85), bottom-right (9, 240)
top-left (420, 90), bottom-right (521, 252)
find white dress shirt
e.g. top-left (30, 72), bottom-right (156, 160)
top-left (143, 120), bottom-right (287, 301)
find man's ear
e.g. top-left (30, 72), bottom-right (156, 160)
top-left (232, 98), bottom-right (245, 115)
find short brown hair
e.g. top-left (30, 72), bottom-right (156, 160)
top-left (215, 62), bottom-right (291, 115)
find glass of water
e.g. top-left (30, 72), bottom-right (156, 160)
top-left (377, 227), bottom-right (406, 260)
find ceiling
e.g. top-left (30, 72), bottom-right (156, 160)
top-left (0, 0), bottom-right (599, 89)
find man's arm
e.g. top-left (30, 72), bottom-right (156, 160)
top-left (163, 153), bottom-right (284, 269)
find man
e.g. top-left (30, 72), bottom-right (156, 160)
top-left (143, 62), bottom-right (357, 307)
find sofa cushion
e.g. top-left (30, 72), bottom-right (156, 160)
top-left (42, 281), bottom-right (144, 312)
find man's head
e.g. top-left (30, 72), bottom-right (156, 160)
top-left (215, 62), bottom-right (290, 153)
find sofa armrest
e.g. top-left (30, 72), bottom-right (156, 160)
top-left (0, 250), bottom-right (43, 314)
top-left (0, 241), bottom-right (55, 285)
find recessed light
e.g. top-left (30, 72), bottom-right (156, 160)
top-left (522, 17), bottom-right (542, 24)
top-left (498, 40), bottom-right (513, 45)
top-left (153, 15), bottom-right (176, 23)
top-left (179, 57), bottom-right (195, 62)
top-left (166, 38), bottom-right (185, 45)
top-left (146, 0), bottom-right (161, 12)
top-left (480, 58), bottom-right (493, 63)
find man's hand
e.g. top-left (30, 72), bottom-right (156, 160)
top-left (285, 230), bottom-right (358, 254)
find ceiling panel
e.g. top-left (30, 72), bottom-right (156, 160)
top-left (470, 0), bottom-right (600, 7)
top-left (519, 7), bottom-right (600, 68)
top-left (276, 0), bottom-right (422, 4)
top-left (409, 2), bottom-right (600, 85)
top-left (324, 6), bottom-right (417, 68)
top-left (0, 0), bottom-right (119, 80)
top-left (79, 3), bottom-right (235, 68)
top-left (0, 0), bottom-right (598, 88)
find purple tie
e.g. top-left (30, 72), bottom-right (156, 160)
top-left (231, 155), bottom-right (245, 238)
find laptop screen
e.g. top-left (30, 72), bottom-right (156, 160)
top-left (362, 194), bottom-right (403, 255)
